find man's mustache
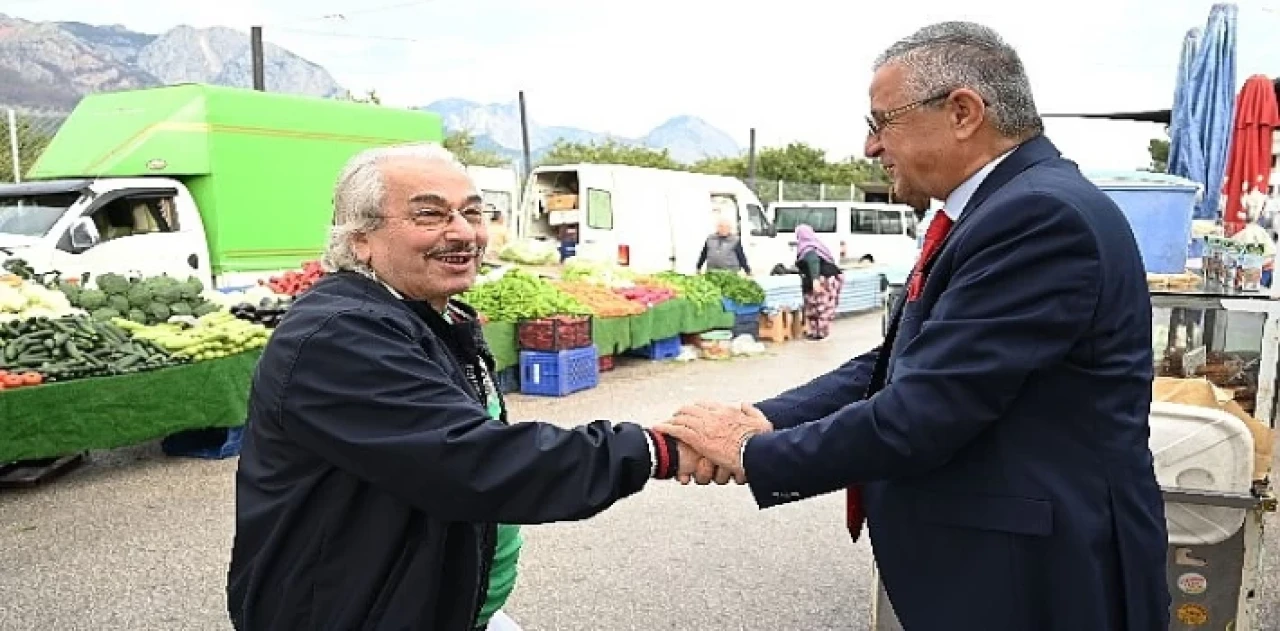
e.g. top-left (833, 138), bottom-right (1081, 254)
top-left (425, 244), bottom-right (482, 257)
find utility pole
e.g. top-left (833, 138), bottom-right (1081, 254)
top-left (747, 127), bottom-right (757, 190)
top-left (7, 109), bottom-right (21, 183)
top-left (251, 26), bottom-right (266, 91)
top-left (518, 91), bottom-right (533, 179)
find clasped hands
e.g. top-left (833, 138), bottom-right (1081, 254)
top-left (657, 401), bottom-right (773, 485)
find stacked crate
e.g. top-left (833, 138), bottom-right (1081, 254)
top-left (516, 316), bottom-right (599, 397)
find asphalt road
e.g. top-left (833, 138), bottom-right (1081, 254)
top-left (0, 312), bottom-right (1276, 630)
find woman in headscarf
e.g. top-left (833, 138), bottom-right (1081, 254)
top-left (795, 223), bottom-right (843, 340)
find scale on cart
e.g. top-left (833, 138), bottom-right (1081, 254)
top-left (869, 288), bottom-right (1277, 631)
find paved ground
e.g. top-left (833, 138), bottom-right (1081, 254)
top-left (0, 312), bottom-right (1277, 630)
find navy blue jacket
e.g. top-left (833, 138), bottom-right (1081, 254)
top-left (751, 136), bottom-right (1169, 630)
top-left (228, 272), bottom-right (654, 630)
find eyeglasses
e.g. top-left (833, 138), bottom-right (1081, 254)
top-left (865, 90), bottom-right (953, 137)
top-left (379, 206), bottom-right (487, 230)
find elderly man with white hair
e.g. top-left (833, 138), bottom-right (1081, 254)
top-left (227, 143), bottom-right (700, 631)
top-left (695, 215), bottom-right (752, 275)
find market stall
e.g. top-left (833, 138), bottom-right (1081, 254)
top-left (0, 262), bottom-right (279, 482)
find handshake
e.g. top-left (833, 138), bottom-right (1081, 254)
top-left (654, 401), bottom-right (773, 486)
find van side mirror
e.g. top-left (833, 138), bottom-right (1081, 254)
top-left (69, 217), bottom-right (99, 251)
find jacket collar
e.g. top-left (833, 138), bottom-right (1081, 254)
top-left (957, 134), bottom-right (1061, 220)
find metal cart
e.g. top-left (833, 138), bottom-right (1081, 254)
top-left (869, 288), bottom-right (1277, 631)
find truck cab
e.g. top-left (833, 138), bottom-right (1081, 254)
top-left (1, 83), bottom-right (446, 288)
top-left (0, 177), bottom-right (221, 286)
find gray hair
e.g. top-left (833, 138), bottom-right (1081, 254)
top-left (874, 22), bottom-right (1042, 138)
top-left (321, 142), bottom-right (467, 273)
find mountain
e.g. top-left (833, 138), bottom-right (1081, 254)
top-left (418, 98), bottom-right (741, 165)
top-left (0, 14), bottom-right (345, 112)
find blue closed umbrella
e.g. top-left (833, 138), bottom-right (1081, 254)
top-left (1167, 3), bottom-right (1238, 220)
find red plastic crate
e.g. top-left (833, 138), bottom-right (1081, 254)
top-left (517, 315), bottom-right (593, 351)
top-left (599, 354), bottom-right (615, 372)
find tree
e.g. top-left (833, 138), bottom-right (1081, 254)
top-left (443, 130), bottom-right (511, 168)
top-left (0, 116), bottom-right (55, 183)
top-left (689, 155), bottom-right (747, 177)
top-left (1148, 138), bottom-right (1170, 173)
top-left (537, 139), bottom-right (685, 170)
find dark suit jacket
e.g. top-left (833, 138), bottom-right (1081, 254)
top-left (750, 136), bottom-right (1169, 631)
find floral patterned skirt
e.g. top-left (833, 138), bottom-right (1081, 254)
top-left (803, 274), bottom-right (843, 339)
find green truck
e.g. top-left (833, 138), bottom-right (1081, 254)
top-left (0, 83), bottom-right (444, 288)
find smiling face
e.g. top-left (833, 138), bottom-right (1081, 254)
top-left (864, 63), bottom-right (959, 202)
top-left (353, 156), bottom-right (488, 309)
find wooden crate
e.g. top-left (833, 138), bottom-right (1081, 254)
top-left (788, 309), bottom-right (806, 339)
top-left (758, 311), bottom-right (791, 343)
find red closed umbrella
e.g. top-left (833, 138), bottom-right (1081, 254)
top-left (1222, 74), bottom-right (1280, 236)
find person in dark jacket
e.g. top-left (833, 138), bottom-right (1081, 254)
top-left (227, 143), bottom-right (699, 631)
top-left (695, 216), bottom-right (752, 274)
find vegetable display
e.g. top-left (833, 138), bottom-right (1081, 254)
top-left (113, 310), bottom-right (270, 362)
top-left (0, 275), bottom-right (82, 323)
top-left (613, 286), bottom-right (676, 307)
top-left (0, 315), bottom-right (186, 383)
top-left (560, 258), bottom-right (637, 288)
top-left (498, 239), bottom-right (561, 266)
top-left (650, 272), bottom-right (723, 309)
top-left (70, 273), bottom-right (220, 324)
top-left (264, 260), bottom-right (325, 297)
top-left (703, 270), bottom-right (766, 305)
top-left (460, 269), bottom-right (590, 321)
top-left (551, 281), bottom-right (646, 317)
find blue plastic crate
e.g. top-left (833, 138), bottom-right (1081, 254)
top-left (495, 367), bottom-right (520, 394)
top-left (629, 335), bottom-right (682, 360)
top-left (519, 346), bottom-right (599, 397)
top-left (732, 311), bottom-right (758, 337)
top-left (720, 297), bottom-right (762, 317)
top-left (161, 426), bottom-right (244, 459)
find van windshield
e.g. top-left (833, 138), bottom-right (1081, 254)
top-left (774, 206), bottom-right (837, 232)
top-left (0, 192), bottom-right (79, 238)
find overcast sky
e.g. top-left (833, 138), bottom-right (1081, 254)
top-left (10, 0), bottom-right (1280, 170)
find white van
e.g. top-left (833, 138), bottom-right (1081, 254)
top-left (517, 164), bottom-right (784, 273)
top-left (767, 201), bottom-right (918, 267)
top-left (466, 165), bottom-right (520, 222)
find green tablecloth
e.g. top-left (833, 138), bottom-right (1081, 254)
top-left (482, 301), bottom-right (733, 367)
top-left (683, 302), bottom-right (735, 333)
top-left (628, 309), bottom-right (656, 350)
top-left (481, 321), bottom-right (518, 372)
top-left (649, 298), bottom-right (688, 341)
top-left (0, 350), bottom-right (262, 463)
top-left (592, 317), bottom-right (632, 356)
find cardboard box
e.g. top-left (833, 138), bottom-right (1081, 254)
top-left (545, 193), bottom-right (578, 211)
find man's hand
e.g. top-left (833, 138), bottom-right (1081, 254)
top-left (674, 440), bottom-right (738, 485)
top-left (658, 402), bottom-right (773, 480)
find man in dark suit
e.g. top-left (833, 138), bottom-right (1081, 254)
top-left (662, 21), bottom-right (1170, 631)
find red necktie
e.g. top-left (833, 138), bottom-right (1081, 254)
top-left (846, 210), bottom-right (953, 542)
top-left (906, 211), bottom-right (955, 301)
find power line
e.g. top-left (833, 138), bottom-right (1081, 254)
top-left (267, 0), bottom-right (440, 28)
top-left (273, 27), bottom-right (425, 43)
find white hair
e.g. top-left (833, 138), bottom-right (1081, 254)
top-left (874, 21), bottom-right (1042, 138)
top-left (321, 142), bottom-right (468, 273)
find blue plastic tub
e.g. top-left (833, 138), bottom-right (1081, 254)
top-left (1087, 171), bottom-right (1200, 274)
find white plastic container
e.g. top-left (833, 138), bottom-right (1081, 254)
top-left (1148, 401), bottom-right (1256, 546)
